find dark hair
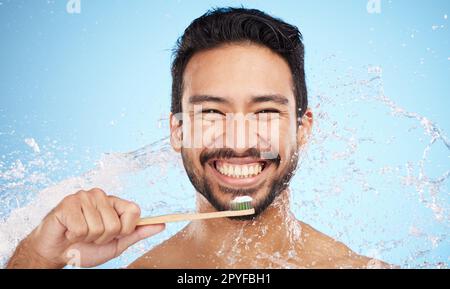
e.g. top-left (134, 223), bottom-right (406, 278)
top-left (171, 7), bottom-right (307, 123)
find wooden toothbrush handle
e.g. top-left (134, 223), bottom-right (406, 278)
top-left (137, 209), bottom-right (255, 226)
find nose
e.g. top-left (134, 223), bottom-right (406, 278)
top-left (222, 115), bottom-right (261, 150)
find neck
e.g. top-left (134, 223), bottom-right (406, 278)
top-left (185, 189), bottom-right (302, 260)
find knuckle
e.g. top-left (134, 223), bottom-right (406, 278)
top-left (127, 202), bottom-right (141, 216)
top-left (75, 190), bottom-right (89, 199)
top-left (90, 187), bottom-right (106, 197)
top-left (61, 194), bottom-right (80, 206)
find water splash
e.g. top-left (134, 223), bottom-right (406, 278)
top-left (0, 137), bottom-right (189, 266)
top-left (0, 63), bottom-right (448, 268)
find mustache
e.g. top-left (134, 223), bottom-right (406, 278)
top-left (199, 148), bottom-right (280, 166)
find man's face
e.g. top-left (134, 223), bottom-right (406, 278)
top-left (171, 43), bottom-right (311, 217)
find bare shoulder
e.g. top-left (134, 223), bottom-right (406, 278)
top-left (127, 228), bottom-right (190, 269)
top-left (299, 221), bottom-right (392, 269)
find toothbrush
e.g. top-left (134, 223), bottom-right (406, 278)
top-left (137, 196), bottom-right (255, 226)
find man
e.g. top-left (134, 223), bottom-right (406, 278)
top-left (7, 7), bottom-right (387, 269)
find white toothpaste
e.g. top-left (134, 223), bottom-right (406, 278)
top-left (232, 196), bottom-right (253, 203)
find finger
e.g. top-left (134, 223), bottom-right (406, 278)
top-left (80, 200), bottom-right (105, 243)
top-left (108, 196), bottom-right (141, 237)
top-left (56, 197), bottom-right (89, 243)
top-left (116, 224), bottom-right (165, 255)
top-left (93, 197), bottom-right (122, 245)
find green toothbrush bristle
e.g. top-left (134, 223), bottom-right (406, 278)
top-left (230, 198), bottom-right (253, 211)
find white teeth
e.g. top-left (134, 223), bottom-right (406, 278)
top-left (235, 166), bottom-right (242, 177)
top-left (216, 162), bottom-right (264, 178)
top-left (242, 166), bottom-right (248, 176)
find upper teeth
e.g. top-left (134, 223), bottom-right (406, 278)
top-left (215, 161), bottom-right (263, 178)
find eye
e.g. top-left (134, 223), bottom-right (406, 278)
top-left (256, 109), bottom-right (280, 114)
top-left (201, 109), bottom-right (225, 116)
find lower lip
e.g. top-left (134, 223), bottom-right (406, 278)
top-left (207, 161), bottom-right (271, 188)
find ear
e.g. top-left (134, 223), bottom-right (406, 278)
top-left (297, 108), bottom-right (313, 148)
top-left (169, 112), bottom-right (183, 153)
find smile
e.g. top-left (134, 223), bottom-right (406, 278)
top-left (214, 161), bottom-right (264, 178)
top-left (207, 157), bottom-right (272, 188)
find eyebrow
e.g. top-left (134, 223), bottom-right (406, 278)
top-left (188, 95), bottom-right (230, 105)
top-left (188, 94), bottom-right (289, 106)
top-left (250, 94), bottom-right (289, 106)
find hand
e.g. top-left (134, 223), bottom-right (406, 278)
top-left (8, 188), bottom-right (165, 268)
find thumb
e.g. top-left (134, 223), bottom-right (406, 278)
top-left (116, 224), bottom-right (165, 255)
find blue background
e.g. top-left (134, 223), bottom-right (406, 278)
top-left (0, 0), bottom-right (449, 268)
